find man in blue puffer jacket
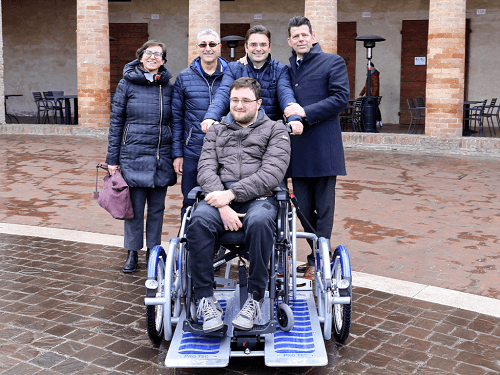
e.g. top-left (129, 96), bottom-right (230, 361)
top-left (200, 25), bottom-right (303, 136)
top-left (171, 29), bottom-right (228, 217)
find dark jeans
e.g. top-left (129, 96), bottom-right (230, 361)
top-left (292, 176), bottom-right (337, 265)
top-left (180, 156), bottom-right (199, 220)
top-left (124, 186), bottom-right (167, 251)
top-left (187, 197), bottom-right (278, 301)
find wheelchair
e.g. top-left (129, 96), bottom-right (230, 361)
top-left (144, 185), bottom-right (352, 368)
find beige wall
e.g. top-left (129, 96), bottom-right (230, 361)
top-left (2, 0), bottom-right (77, 116)
top-left (2, 0), bottom-right (499, 122)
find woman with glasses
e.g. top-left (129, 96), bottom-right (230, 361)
top-left (106, 40), bottom-right (176, 273)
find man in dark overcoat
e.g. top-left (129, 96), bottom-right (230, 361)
top-left (284, 16), bottom-right (350, 279)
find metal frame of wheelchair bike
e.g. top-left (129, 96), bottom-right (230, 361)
top-left (144, 187), bottom-right (352, 367)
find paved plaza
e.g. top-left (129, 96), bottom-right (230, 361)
top-left (1, 134), bottom-right (500, 374)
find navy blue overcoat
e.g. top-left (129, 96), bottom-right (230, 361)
top-left (287, 43), bottom-right (350, 177)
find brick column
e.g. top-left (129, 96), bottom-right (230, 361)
top-left (304, 0), bottom-right (337, 54)
top-left (425, 0), bottom-right (466, 137)
top-left (188, 0), bottom-right (220, 65)
top-left (0, 1), bottom-right (5, 124)
top-left (76, 0), bottom-right (110, 127)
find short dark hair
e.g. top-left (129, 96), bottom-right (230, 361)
top-left (287, 16), bottom-right (313, 37)
top-left (136, 40), bottom-right (167, 62)
top-left (245, 25), bottom-right (271, 45)
top-left (230, 77), bottom-right (262, 100)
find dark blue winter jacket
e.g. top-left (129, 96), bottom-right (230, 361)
top-left (203, 55), bottom-right (301, 123)
top-left (171, 56), bottom-right (228, 160)
top-left (106, 60), bottom-right (176, 188)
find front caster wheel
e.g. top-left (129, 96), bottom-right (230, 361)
top-left (277, 303), bottom-right (294, 332)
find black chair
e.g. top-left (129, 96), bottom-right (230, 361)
top-left (43, 91), bottom-right (65, 124)
top-left (482, 98), bottom-right (497, 136)
top-left (463, 99), bottom-right (488, 136)
top-left (339, 101), bottom-right (355, 131)
top-left (407, 98), bottom-right (424, 134)
top-left (32, 92), bottom-right (51, 124)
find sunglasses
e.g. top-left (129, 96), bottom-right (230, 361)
top-left (198, 42), bottom-right (219, 48)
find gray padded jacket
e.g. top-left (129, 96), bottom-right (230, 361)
top-left (197, 108), bottom-right (291, 203)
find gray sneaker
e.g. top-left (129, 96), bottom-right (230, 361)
top-left (196, 296), bottom-right (223, 332)
top-left (232, 294), bottom-right (263, 330)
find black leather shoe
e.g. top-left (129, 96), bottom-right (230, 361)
top-left (123, 250), bottom-right (138, 273)
top-left (146, 248), bottom-right (151, 263)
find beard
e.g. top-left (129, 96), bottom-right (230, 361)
top-left (231, 109), bottom-right (257, 126)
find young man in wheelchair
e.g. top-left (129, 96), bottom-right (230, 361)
top-left (186, 77), bottom-right (291, 333)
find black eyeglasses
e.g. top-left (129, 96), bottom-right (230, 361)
top-left (198, 42), bottom-right (220, 48)
top-left (143, 50), bottom-right (164, 59)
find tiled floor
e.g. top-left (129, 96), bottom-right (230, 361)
top-left (1, 134), bottom-right (500, 374)
top-left (1, 233), bottom-right (500, 374)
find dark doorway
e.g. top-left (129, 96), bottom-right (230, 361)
top-left (109, 23), bottom-right (149, 92)
top-left (399, 20), bottom-right (428, 125)
top-left (337, 22), bottom-right (357, 99)
top-left (220, 23), bottom-right (250, 62)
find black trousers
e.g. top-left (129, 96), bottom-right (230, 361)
top-left (292, 176), bottom-right (337, 265)
top-left (187, 198), bottom-right (278, 301)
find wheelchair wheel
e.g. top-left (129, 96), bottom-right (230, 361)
top-left (146, 257), bottom-right (165, 345)
top-left (163, 240), bottom-right (185, 341)
top-left (277, 303), bottom-right (294, 332)
top-left (331, 246), bottom-right (352, 343)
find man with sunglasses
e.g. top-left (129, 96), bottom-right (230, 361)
top-left (172, 29), bottom-right (229, 218)
top-left (200, 25), bottom-right (303, 135)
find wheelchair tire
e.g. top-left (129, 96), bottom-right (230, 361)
top-left (331, 247), bottom-right (352, 344)
top-left (277, 303), bottom-right (294, 332)
top-left (146, 257), bottom-right (165, 345)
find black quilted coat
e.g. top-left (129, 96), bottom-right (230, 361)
top-left (197, 108), bottom-right (291, 203)
top-left (106, 60), bottom-right (176, 188)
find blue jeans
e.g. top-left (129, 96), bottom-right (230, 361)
top-left (292, 176), bottom-right (337, 265)
top-left (124, 186), bottom-right (167, 251)
top-left (187, 197), bottom-right (278, 301)
top-left (180, 156), bottom-right (199, 220)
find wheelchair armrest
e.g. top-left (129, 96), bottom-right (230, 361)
top-left (187, 186), bottom-right (204, 200)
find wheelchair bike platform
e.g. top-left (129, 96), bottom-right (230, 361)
top-left (165, 280), bottom-right (328, 368)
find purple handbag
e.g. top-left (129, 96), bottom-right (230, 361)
top-left (94, 163), bottom-right (134, 220)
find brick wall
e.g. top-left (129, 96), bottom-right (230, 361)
top-left (305, 0), bottom-right (337, 54)
top-left (0, 3), bottom-right (5, 124)
top-left (77, 0), bottom-right (111, 128)
top-left (188, 0), bottom-right (220, 65)
top-left (425, 0), bottom-right (466, 137)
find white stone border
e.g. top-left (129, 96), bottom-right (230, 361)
top-left (1, 223), bottom-right (499, 318)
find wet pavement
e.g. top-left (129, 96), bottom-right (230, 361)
top-left (1, 134), bottom-right (500, 374)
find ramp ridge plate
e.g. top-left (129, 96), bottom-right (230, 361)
top-left (274, 299), bottom-right (314, 353)
top-left (178, 299), bottom-right (227, 355)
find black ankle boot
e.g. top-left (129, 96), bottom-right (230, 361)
top-left (123, 250), bottom-right (138, 273)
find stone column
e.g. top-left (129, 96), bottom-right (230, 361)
top-left (425, 0), bottom-right (466, 137)
top-left (188, 0), bottom-right (220, 65)
top-left (0, 0), bottom-right (5, 124)
top-left (304, 0), bottom-right (337, 54)
top-left (76, 0), bottom-right (110, 127)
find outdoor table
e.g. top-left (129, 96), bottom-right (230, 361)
top-left (53, 94), bottom-right (78, 125)
top-left (4, 94), bottom-right (23, 123)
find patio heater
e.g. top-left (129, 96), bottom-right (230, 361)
top-left (355, 34), bottom-right (386, 133)
top-left (221, 35), bottom-right (245, 62)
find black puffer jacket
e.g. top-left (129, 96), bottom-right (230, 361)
top-left (106, 60), bottom-right (176, 188)
top-left (197, 108), bottom-right (291, 203)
